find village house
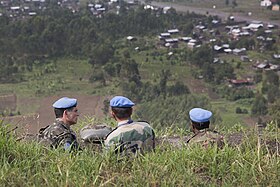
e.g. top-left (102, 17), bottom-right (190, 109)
top-left (272, 4), bottom-right (280, 11)
top-left (28, 11), bottom-right (36, 16)
top-left (181, 37), bottom-right (192, 42)
top-left (159, 33), bottom-right (171, 39)
top-left (162, 6), bottom-right (171, 14)
top-left (209, 38), bottom-right (216, 43)
top-left (253, 61), bottom-right (280, 71)
top-left (127, 36), bottom-right (136, 41)
top-left (187, 40), bottom-right (197, 49)
top-left (233, 48), bottom-right (246, 56)
top-left (224, 48), bottom-right (232, 54)
top-left (165, 38), bottom-right (178, 43)
top-left (243, 22), bottom-right (263, 32)
top-left (167, 29), bottom-right (179, 34)
top-left (213, 45), bottom-right (223, 53)
top-left (211, 19), bottom-right (219, 25)
top-left (144, 4), bottom-right (154, 10)
top-left (267, 24), bottom-right (276, 29)
top-left (240, 55), bottom-right (250, 62)
top-left (228, 79), bottom-right (253, 87)
top-left (273, 54), bottom-right (280, 59)
top-left (260, 0), bottom-right (272, 7)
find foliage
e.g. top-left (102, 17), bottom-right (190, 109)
top-left (0, 5), bottom-right (205, 59)
top-left (0, 123), bottom-right (279, 186)
top-left (216, 86), bottom-right (254, 101)
top-left (268, 99), bottom-right (280, 128)
top-left (251, 94), bottom-right (268, 116)
top-left (136, 94), bottom-right (211, 129)
top-left (235, 107), bottom-right (248, 114)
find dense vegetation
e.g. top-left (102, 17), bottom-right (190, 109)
top-left (0, 121), bottom-right (279, 186)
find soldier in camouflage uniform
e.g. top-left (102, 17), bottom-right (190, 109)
top-left (104, 96), bottom-right (155, 156)
top-left (38, 97), bottom-right (80, 151)
top-left (187, 108), bottom-right (224, 148)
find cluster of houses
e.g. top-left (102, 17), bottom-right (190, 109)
top-left (0, 0), bottom-right (79, 19)
top-left (87, 0), bottom-right (123, 17)
top-left (0, 0), bottom-right (142, 19)
top-left (139, 8), bottom-right (279, 88)
top-left (260, 0), bottom-right (280, 11)
top-left (156, 19), bottom-right (278, 50)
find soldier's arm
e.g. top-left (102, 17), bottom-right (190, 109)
top-left (57, 133), bottom-right (78, 151)
top-left (104, 132), bottom-right (124, 153)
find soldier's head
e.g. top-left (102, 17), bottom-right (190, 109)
top-left (189, 108), bottom-right (212, 133)
top-left (53, 97), bottom-right (79, 126)
top-left (110, 96), bottom-right (135, 121)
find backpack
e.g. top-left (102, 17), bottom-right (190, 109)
top-left (80, 124), bottom-right (112, 144)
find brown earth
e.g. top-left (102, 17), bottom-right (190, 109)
top-left (2, 94), bottom-right (110, 134)
top-left (188, 77), bottom-right (220, 100)
top-left (0, 94), bottom-right (17, 112)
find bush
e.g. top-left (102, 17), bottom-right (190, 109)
top-left (236, 107), bottom-right (242, 114)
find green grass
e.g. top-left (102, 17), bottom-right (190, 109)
top-left (212, 99), bottom-right (251, 127)
top-left (0, 58), bottom-right (93, 97)
top-left (0, 121), bottom-right (279, 186)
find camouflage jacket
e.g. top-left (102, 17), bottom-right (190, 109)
top-left (104, 121), bottom-right (155, 156)
top-left (37, 119), bottom-right (79, 151)
top-left (187, 129), bottom-right (224, 148)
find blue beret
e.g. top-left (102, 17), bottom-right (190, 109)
top-left (110, 96), bottom-right (135, 108)
top-left (189, 108), bottom-right (212, 123)
top-left (52, 97), bottom-right (77, 109)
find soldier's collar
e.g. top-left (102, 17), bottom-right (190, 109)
top-left (55, 118), bottom-right (71, 130)
top-left (117, 119), bottom-right (133, 127)
top-left (196, 129), bottom-right (208, 134)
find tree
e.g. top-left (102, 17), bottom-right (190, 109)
top-left (232, 0), bottom-right (238, 8)
top-left (236, 107), bottom-right (242, 114)
top-left (191, 45), bottom-right (213, 68)
top-left (88, 43), bottom-right (115, 66)
top-left (269, 99), bottom-right (280, 128)
top-left (225, 0), bottom-right (229, 6)
top-left (251, 94), bottom-right (268, 116)
top-left (265, 71), bottom-right (279, 86)
top-left (102, 99), bottom-right (110, 115)
top-left (168, 81), bottom-right (190, 96)
top-left (159, 70), bottom-right (171, 98)
top-left (267, 85), bottom-right (280, 103)
top-left (202, 63), bottom-right (215, 82)
top-left (180, 22), bottom-right (193, 35)
top-left (120, 59), bottom-right (141, 86)
top-left (254, 70), bottom-right (262, 83)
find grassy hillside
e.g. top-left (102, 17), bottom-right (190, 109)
top-left (0, 54), bottom-right (258, 127)
top-left (0, 121), bottom-right (279, 186)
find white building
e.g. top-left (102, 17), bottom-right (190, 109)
top-left (260, 0), bottom-right (272, 7)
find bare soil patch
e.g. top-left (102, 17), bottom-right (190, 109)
top-left (188, 78), bottom-right (220, 100)
top-left (2, 94), bottom-right (110, 134)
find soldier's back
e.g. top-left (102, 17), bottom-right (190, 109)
top-left (188, 130), bottom-right (224, 148)
top-left (105, 121), bottom-right (155, 155)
